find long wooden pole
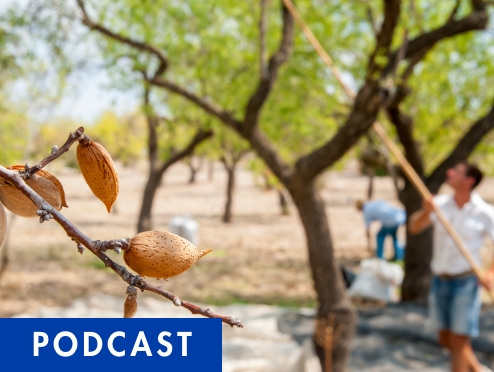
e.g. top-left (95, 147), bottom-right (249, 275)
top-left (281, 0), bottom-right (494, 298)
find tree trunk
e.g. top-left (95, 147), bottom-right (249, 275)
top-left (290, 177), bottom-right (356, 372)
top-left (279, 189), bottom-right (290, 215)
top-left (188, 163), bottom-right (197, 184)
top-left (399, 182), bottom-right (433, 301)
top-left (137, 171), bottom-right (161, 233)
top-left (188, 156), bottom-right (203, 184)
top-left (136, 128), bottom-right (213, 233)
top-left (366, 167), bottom-right (375, 200)
top-left (222, 166), bottom-right (235, 223)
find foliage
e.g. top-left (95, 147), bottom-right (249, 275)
top-left (0, 109), bottom-right (29, 165)
top-left (91, 111), bottom-right (146, 167)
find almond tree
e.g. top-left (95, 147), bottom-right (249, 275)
top-left (137, 86), bottom-right (213, 232)
top-left (209, 128), bottom-right (249, 223)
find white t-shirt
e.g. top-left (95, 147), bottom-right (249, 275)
top-left (431, 193), bottom-right (494, 275)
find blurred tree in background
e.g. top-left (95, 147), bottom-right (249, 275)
top-left (215, 127), bottom-right (250, 223)
top-left (91, 111), bottom-right (146, 167)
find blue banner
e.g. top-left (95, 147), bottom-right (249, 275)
top-left (0, 318), bottom-right (222, 371)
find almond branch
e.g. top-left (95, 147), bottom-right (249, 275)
top-left (0, 155), bottom-right (243, 328)
top-left (24, 126), bottom-right (88, 178)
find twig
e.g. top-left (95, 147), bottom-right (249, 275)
top-left (448, 0), bottom-right (461, 22)
top-left (24, 127), bottom-right (87, 178)
top-left (0, 156), bottom-right (243, 328)
top-left (76, 0), bottom-right (169, 74)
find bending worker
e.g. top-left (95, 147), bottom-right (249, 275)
top-left (409, 162), bottom-right (494, 372)
top-left (356, 199), bottom-right (406, 261)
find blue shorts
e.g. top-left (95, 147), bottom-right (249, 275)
top-left (428, 274), bottom-right (481, 337)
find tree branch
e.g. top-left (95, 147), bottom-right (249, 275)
top-left (75, 0), bottom-right (293, 189)
top-left (448, 0), bottom-right (461, 22)
top-left (385, 87), bottom-right (425, 176)
top-left (291, 2), bottom-right (401, 182)
top-left (426, 103), bottom-right (494, 192)
top-left (363, 2), bottom-right (379, 37)
top-left (0, 164), bottom-right (242, 327)
top-left (242, 0), bottom-right (294, 136)
top-left (383, 9), bottom-right (488, 76)
top-left (400, 47), bottom-right (431, 81)
top-left (24, 127), bottom-right (87, 178)
top-left (76, 0), bottom-right (169, 76)
top-left (471, 0), bottom-right (487, 11)
top-left (149, 77), bottom-right (242, 130)
top-left (367, 0), bottom-right (402, 76)
top-left (148, 76), bottom-right (293, 186)
top-left (259, 0), bottom-right (269, 79)
top-left (143, 87), bottom-right (160, 172)
top-left (295, 81), bottom-right (385, 181)
top-left (159, 129), bottom-right (214, 176)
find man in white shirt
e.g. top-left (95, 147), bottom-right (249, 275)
top-left (356, 199), bottom-right (406, 260)
top-left (409, 162), bottom-right (494, 372)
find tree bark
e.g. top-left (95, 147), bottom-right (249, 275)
top-left (222, 166), bottom-right (235, 223)
top-left (137, 171), bottom-right (161, 233)
top-left (279, 189), bottom-right (290, 215)
top-left (188, 161), bottom-right (197, 184)
top-left (290, 177), bottom-right (356, 371)
top-left (137, 88), bottom-right (161, 233)
top-left (189, 169), bottom-right (196, 183)
top-left (187, 156), bottom-right (203, 184)
top-left (366, 167), bottom-right (375, 200)
top-left (399, 182), bottom-right (433, 301)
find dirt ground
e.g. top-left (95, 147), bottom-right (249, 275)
top-left (1, 159), bottom-right (494, 317)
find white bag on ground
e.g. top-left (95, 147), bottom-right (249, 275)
top-left (168, 215), bottom-right (199, 246)
top-left (347, 258), bottom-right (404, 302)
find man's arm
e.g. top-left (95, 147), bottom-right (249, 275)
top-left (408, 196), bottom-right (434, 235)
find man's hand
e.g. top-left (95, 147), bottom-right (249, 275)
top-left (422, 195), bottom-right (435, 214)
top-left (409, 195), bottom-right (435, 235)
top-left (480, 270), bottom-right (494, 291)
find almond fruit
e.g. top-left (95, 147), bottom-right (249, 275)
top-left (0, 172), bottom-right (62, 218)
top-left (76, 140), bottom-right (119, 213)
top-left (123, 286), bottom-right (138, 318)
top-left (8, 166), bottom-right (68, 208)
top-left (0, 203), bottom-right (6, 250)
top-left (123, 230), bottom-right (212, 279)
